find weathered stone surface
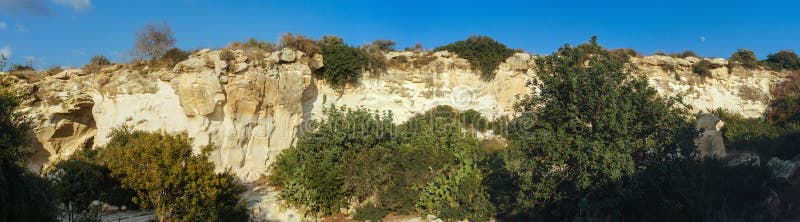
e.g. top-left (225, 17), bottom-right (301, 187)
top-left (695, 113), bottom-right (727, 158)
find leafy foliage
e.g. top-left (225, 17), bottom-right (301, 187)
top-left (434, 35), bottom-right (515, 80)
top-left (353, 204), bottom-right (388, 221)
top-left (501, 36), bottom-right (695, 219)
top-left (0, 79), bottom-right (59, 221)
top-left (578, 158), bottom-right (774, 221)
top-left (713, 109), bottom-right (800, 160)
top-left (271, 106), bottom-right (493, 220)
top-left (729, 48), bottom-right (761, 69)
top-left (317, 37), bottom-right (369, 88)
top-left (99, 128), bottom-right (248, 222)
top-left (48, 149), bottom-right (136, 219)
top-left (766, 50), bottom-right (800, 71)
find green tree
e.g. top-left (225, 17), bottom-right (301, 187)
top-left (48, 149), bottom-right (135, 218)
top-left (502, 36), bottom-right (693, 219)
top-left (317, 37), bottom-right (369, 88)
top-left (434, 35), bottom-right (515, 80)
top-left (99, 128), bottom-right (248, 222)
top-left (0, 77), bottom-right (59, 221)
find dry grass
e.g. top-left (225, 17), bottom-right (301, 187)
top-left (280, 33), bottom-right (321, 55)
top-left (227, 37), bottom-right (276, 61)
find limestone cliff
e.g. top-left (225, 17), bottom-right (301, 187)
top-left (14, 48), bottom-right (787, 180)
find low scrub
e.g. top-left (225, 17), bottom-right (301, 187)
top-left (729, 48), bottom-right (761, 69)
top-left (270, 106), bottom-right (494, 221)
top-left (84, 55), bottom-right (111, 73)
top-left (227, 37), bottom-right (276, 61)
top-left (434, 36), bottom-right (515, 80)
top-left (765, 50), bottom-right (800, 71)
top-left (280, 33), bottom-right (321, 55)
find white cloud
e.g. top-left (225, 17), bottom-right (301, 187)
top-left (17, 25), bottom-right (28, 32)
top-left (700, 36), bottom-right (706, 42)
top-left (1, 46), bottom-right (12, 58)
top-left (0, 22), bottom-right (6, 30)
top-left (52, 0), bottom-right (91, 11)
top-left (0, 0), bottom-right (51, 15)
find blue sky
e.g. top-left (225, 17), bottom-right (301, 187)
top-left (0, 0), bottom-right (798, 68)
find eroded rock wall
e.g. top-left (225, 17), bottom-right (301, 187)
top-left (17, 49), bottom-right (786, 180)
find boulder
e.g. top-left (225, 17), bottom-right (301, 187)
top-left (695, 113), bottom-right (727, 158)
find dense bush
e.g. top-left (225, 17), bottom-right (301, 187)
top-left (99, 128), bottom-right (249, 222)
top-left (765, 50), bottom-right (800, 71)
top-left (729, 48), bottom-right (761, 69)
top-left (693, 60), bottom-right (714, 77)
top-left (156, 48), bottom-right (189, 68)
top-left (434, 35), bottom-right (515, 80)
top-left (499, 36), bottom-right (696, 219)
top-left (0, 78), bottom-right (59, 221)
top-left (271, 106), bottom-right (493, 221)
top-left (714, 109), bottom-right (800, 160)
top-left (578, 158), bottom-right (774, 221)
top-left (353, 204), bottom-right (388, 221)
top-left (317, 36), bottom-right (369, 88)
top-left (48, 149), bottom-right (136, 219)
top-left (769, 72), bottom-right (800, 123)
top-left (280, 33), bottom-right (321, 55)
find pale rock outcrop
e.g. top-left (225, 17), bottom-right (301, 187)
top-left (18, 51), bottom-right (786, 179)
top-left (634, 56), bottom-right (780, 117)
top-left (694, 113), bottom-right (727, 158)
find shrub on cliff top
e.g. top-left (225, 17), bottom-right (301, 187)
top-left (765, 50), bottom-right (800, 71)
top-left (362, 39), bottom-right (395, 74)
top-left (280, 33), bottom-right (322, 55)
top-left (729, 48), bottom-right (761, 69)
top-left (227, 37), bottom-right (276, 61)
top-left (434, 35), bottom-right (515, 80)
top-left (317, 36), bottom-right (369, 88)
top-left (156, 48), bottom-right (189, 69)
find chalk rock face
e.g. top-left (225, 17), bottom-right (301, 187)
top-left (694, 113), bottom-right (727, 158)
top-left (634, 56), bottom-right (781, 118)
top-left (18, 51), bottom-right (787, 180)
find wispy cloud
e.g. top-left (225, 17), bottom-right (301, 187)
top-left (0, 22), bottom-right (6, 30)
top-left (0, 0), bottom-right (51, 15)
top-left (17, 25), bottom-right (28, 32)
top-left (700, 36), bottom-right (706, 42)
top-left (0, 0), bottom-right (91, 15)
top-left (1, 46), bottom-right (12, 58)
top-left (52, 0), bottom-right (91, 11)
